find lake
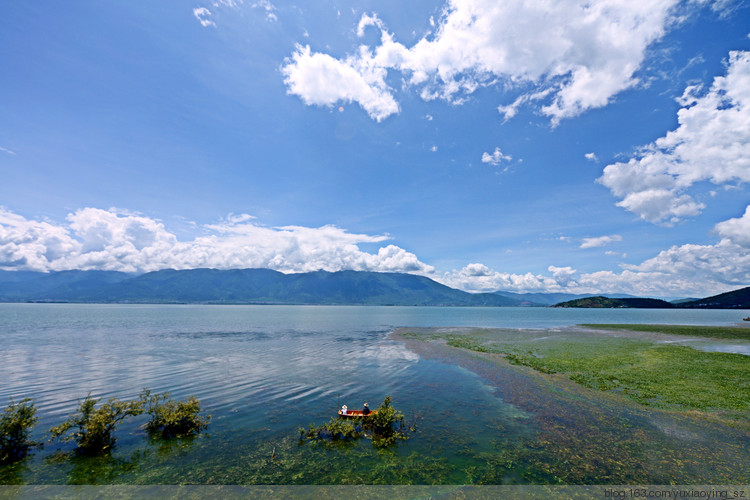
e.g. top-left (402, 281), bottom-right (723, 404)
top-left (1, 303), bottom-right (748, 485)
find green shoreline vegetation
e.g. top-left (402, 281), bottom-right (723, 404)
top-left (434, 324), bottom-right (749, 427)
top-left (580, 323), bottom-right (750, 340)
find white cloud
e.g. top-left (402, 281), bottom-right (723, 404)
top-left (585, 152), bottom-right (598, 162)
top-left (283, 0), bottom-right (684, 122)
top-left (623, 207), bottom-right (750, 289)
top-left (0, 146), bottom-right (16, 156)
top-left (604, 250), bottom-right (628, 259)
top-left (439, 204), bottom-right (750, 296)
top-left (281, 44), bottom-right (400, 122)
top-left (251, 0), bottom-right (277, 21)
top-left (440, 263), bottom-right (562, 293)
top-left (714, 205), bottom-right (750, 247)
top-left (0, 207), bottom-right (433, 275)
top-left (199, 1), bottom-right (277, 26)
top-left (598, 50), bottom-right (750, 224)
top-left (0, 210), bottom-right (80, 270)
top-left (548, 265), bottom-right (577, 286)
top-left (481, 147), bottom-right (512, 166)
top-left (193, 7), bottom-right (216, 27)
top-left (357, 12), bottom-right (386, 37)
top-left (580, 234), bottom-right (622, 249)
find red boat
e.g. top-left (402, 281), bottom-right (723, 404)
top-left (338, 409), bottom-right (378, 418)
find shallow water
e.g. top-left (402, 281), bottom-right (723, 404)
top-left (0, 304), bottom-right (748, 484)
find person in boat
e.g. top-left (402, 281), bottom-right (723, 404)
top-left (341, 405), bottom-right (348, 415)
top-left (362, 402), bottom-right (370, 416)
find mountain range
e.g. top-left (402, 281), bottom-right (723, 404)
top-left (0, 269), bottom-right (747, 308)
top-left (0, 269), bottom-right (522, 306)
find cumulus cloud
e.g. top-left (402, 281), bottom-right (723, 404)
top-left (481, 147), bottom-right (512, 166)
top-left (0, 207), bottom-right (433, 275)
top-left (580, 234), bottom-right (622, 249)
top-left (714, 205), bottom-right (750, 247)
top-left (585, 152), bottom-right (598, 162)
top-left (193, 7), bottom-right (216, 27)
top-left (439, 204), bottom-right (750, 296)
top-left (623, 207), bottom-right (750, 289)
top-left (598, 50), bottom-right (750, 224)
top-left (281, 44), bottom-right (400, 122)
top-left (283, 0), bottom-right (685, 123)
top-left (440, 263), bottom-right (562, 293)
top-left (0, 210), bottom-right (80, 270)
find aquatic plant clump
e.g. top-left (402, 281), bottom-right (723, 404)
top-left (365, 396), bottom-right (409, 447)
top-left (0, 398), bottom-right (38, 464)
top-left (140, 389), bottom-right (211, 439)
top-left (48, 394), bottom-right (145, 456)
top-left (299, 417), bottom-right (361, 443)
top-left (300, 396), bottom-right (410, 448)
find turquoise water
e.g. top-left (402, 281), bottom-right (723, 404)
top-left (0, 304), bottom-right (747, 484)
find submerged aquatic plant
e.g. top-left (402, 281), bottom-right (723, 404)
top-left (364, 396), bottom-right (409, 447)
top-left (443, 329), bottom-right (750, 425)
top-left (48, 394), bottom-right (145, 456)
top-left (0, 398), bottom-right (38, 464)
top-left (300, 396), bottom-right (411, 448)
top-left (140, 389), bottom-right (210, 439)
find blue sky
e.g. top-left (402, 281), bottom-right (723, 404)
top-left (1, 0), bottom-right (749, 297)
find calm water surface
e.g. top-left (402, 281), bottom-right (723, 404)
top-left (1, 304), bottom-right (747, 484)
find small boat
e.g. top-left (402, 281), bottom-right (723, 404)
top-left (338, 409), bottom-right (378, 418)
top-left (744, 317), bottom-right (750, 321)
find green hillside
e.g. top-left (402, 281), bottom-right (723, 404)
top-left (678, 286), bottom-right (750, 309)
top-left (553, 296), bottom-right (675, 308)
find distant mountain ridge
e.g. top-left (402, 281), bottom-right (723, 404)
top-left (0, 269), bottom-right (525, 306)
top-left (0, 269), bottom-right (747, 308)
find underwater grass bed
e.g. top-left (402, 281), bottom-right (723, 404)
top-left (440, 328), bottom-right (749, 425)
top-left (395, 328), bottom-right (750, 484)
